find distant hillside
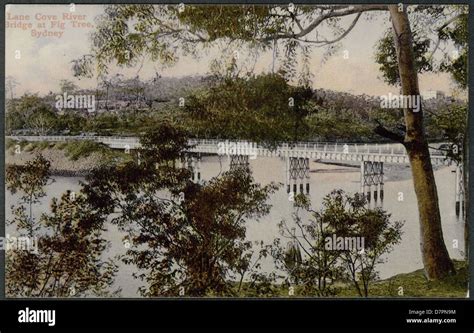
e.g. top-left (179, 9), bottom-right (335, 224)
top-left (144, 75), bottom-right (212, 103)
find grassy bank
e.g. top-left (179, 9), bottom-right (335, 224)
top-left (234, 260), bottom-right (467, 298)
top-left (6, 139), bottom-right (131, 175)
top-left (6, 138), bottom-right (117, 161)
top-left (338, 260), bottom-right (468, 298)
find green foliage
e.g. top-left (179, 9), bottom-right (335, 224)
top-left (5, 138), bottom-right (17, 150)
top-left (307, 108), bottom-right (373, 142)
top-left (427, 104), bottom-right (467, 164)
top-left (375, 6), bottom-right (467, 89)
top-left (439, 12), bottom-right (468, 89)
top-left (374, 29), bottom-right (433, 86)
top-left (75, 4), bottom-right (387, 78)
top-left (6, 155), bottom-right (51, 231)
top-left (6, 94), bottom-right (58, 134)
top-left (338, 260), bottom-right (467, 297)
top-left (81, 4), bottom-right (466, 92)
top-left (181, 73), bottom-right (316, 144)
top-left (272, 190), bottom-right (403, 297)
top-left (83, 5), bottom-right (181, 75)
top-left (75, 4), bottom-right (309, 75)
top-left (52, 111), bottom-right (87, 135)
top-left (6, 155), bottom-right (117, 297)
top-left (59, 79), bottom-right (79, 93)
top-left (83, 123), bottom-right (278, 296)
top-left (326, 190), bottom-right (403, 297)
top-left (27, 108), bottom-right (58, 136)
top-left (6, 192), bottom-right (118, 297)
top-left (63, 140), bottom-right (109, 161)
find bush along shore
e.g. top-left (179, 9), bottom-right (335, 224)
top-left (5, 139), bottom-right (130, 176)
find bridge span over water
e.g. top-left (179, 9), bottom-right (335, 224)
top-left (7, 135), bottom-right (450, 166)
top-left (6, 135), bottom-right (463, 217)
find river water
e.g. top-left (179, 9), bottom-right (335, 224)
top-left (5, 155), bottom-right (465, 297)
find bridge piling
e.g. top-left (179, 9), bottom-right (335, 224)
top-left (360, 161), bottom-right (384, 208)
top-left (455, 165), bottom-right (465, 218)
top-left (229, 154), bottom-right (250, 173)
top-left (379, 182), bottom-right (384, 202)
top-left (286, 157), bottom-right (310, 195)
top-left (183, 153), bottom-right (202, 183)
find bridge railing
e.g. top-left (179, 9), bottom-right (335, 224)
top-left (188, 139), bottom-right (408, 155)
top-left (189, 139), bottom-right (447, 157)
top-left (7, 136), bottom-right (446, 157)
top-left (7, 135), bottom-right (140, 144)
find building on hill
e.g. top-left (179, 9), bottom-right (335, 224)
top-left (421, 90), bottom-right (445, 100)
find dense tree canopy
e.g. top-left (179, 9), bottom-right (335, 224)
top-left (82, 123), bottom-right (278, 296)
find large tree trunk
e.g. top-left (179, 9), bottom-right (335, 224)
top-left (389, 6), bottom-right (455, 279)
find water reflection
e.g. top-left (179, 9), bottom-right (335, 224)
top-left (5, 155), bottom-right (465, 296)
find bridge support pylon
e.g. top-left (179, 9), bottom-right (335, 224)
top-left (182, 153), bottom-right (202, 183)
top-left (286, 157), bottom-right (310, 195)
top-left (455, 164), bottom-right (465, 219)
top-left (360, 161), bottom-right (384, 208)
top-left (229, 154), bottom-right (250, 173)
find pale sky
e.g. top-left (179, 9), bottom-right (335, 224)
top-left (5, 4), bottom-right (460, 97)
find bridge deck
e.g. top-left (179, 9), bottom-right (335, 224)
top-left (7, 136), bottom-right (449, 166)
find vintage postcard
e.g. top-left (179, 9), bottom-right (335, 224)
top-left (4, 3), bottom-right (468, 298)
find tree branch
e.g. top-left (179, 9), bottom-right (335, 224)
top-left (295, 12), bottom-right (362, 46)
top-left (426, 13), bottom-right (464, 61)
top-left (259, 5), bottom-right (388, 43)
top-left (373, 120), bottom-right (405, 145)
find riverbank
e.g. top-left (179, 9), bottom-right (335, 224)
top-left (5, 139), bottom-right (132, 176)
top-left (6, 146), bottom-right (104, 176)
top-left (236, 260), bottom-right (467, 298)
top-left (338, 260), bottom-right (468, 297)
